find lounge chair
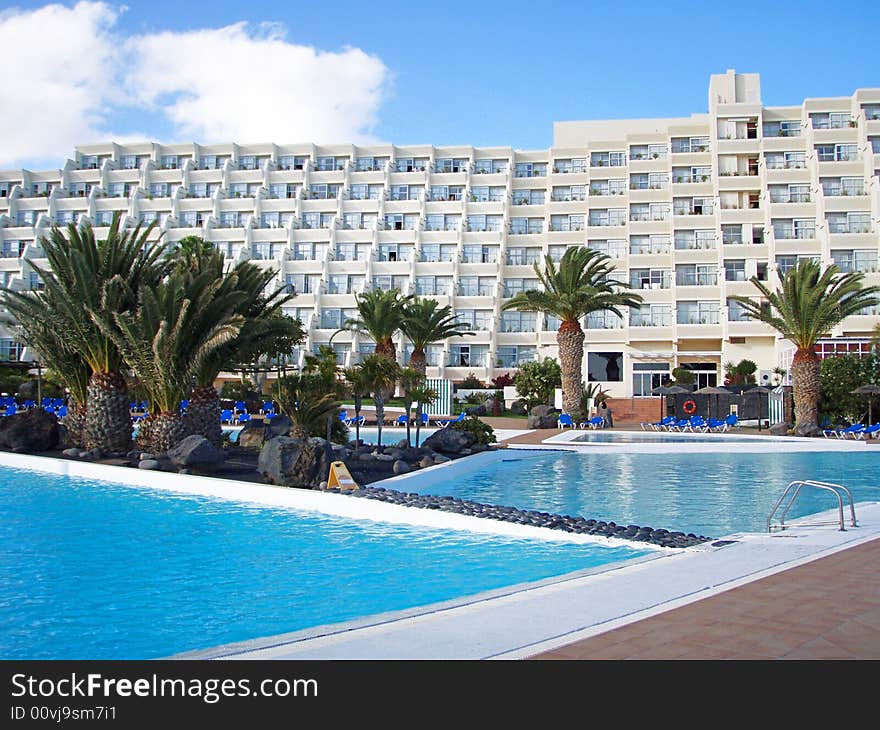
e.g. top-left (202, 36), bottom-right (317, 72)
top-left (220, 409), bottom-right (234, 424)
top-left (435, 412), bottom-right (465, 428)
top-left (260, 402), bottom-right (275, 414)
top-left (417, 412), bottom-right (429, 426)
top-left (348, 414), bottom-right (366, 426)
top-left (685, 415), bottom-right (709, 432)
top-left (824, 423), bottom-right (864, 439)
top-left (641, 415), bottom-right (675, 431)
top-left (233, 400), bottom-right (247, 414)
top-left (705, 417), bottom-right (726, 431)
top-left (236, 413), bottom-right (251, 424)
top-left (56, 405), bottom-right (67, 418)
top-left (179, 399), bottom-right (189, 413)
top-left (23, 399), bottom-right (36, 409)
top-left (857, 423), bottom-right (880, 440)
top-left (394, 414), bottom-right (409, 427)
top-left (41, 397), bottom-right (52, 408)
top-left (338, 410), bottom-right (349, 424)
top-left (666, 418), bottom-right (691, 431)
top-left (579, 416), bottom-right (605, 429)
top-left (557, 413), bottom-right (575, 429)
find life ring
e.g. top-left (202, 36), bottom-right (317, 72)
top-left (682, 399), bottom-right (697, 415)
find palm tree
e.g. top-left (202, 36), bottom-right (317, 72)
top-left (343, 365), bottom-right (371, 444)
top-left (730, 259), bottom-right (879, 435)
top-left (397, 367), bottom-right (425, 447)
top-left (502, 247), bottom-right (642, 417)
top-left (15, 217), bottom-right (169, 452)
top-left (102, 268), bottom-right (245, 451)
top-left (168, 242), bottom-right (303, 444)
top-left (0, 303), bottom-right (91, 445)
top-left (359, 354), bottom-right (401, 447)
top-left (274, 373), bottom-right (341, 440)
top-left (409, 385), bottom-right (438, 448)
top-left (400, 298), bottom-right (474, 375)
top-left (341, 289), bottom-right (412, 360)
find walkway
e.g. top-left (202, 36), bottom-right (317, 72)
top-left (533, 537), bottom-right (880, 660)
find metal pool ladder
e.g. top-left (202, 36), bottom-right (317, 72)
top-left (767, 480), bottom-right (857, 533)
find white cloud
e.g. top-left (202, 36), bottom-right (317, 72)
top-left (0, 3), bottom-right (390, 169)
top-left (124, 22), bottom-right (389, 145)
top-left (0, 1), bottom-right (121, 167)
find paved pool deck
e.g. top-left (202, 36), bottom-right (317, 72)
top-left (531, 535), bottom-right (880, 660)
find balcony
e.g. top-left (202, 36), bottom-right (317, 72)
top-left (772, 226), bottom-right (816, 240)
top-left (676, 272), bottom-right (718, 286)
top-left (769, 192), bottom-right (811, 204)
top-left (630, 315), bottom-right (672, 327)
top-left (828, 221), bottom-right (873, 235)
top-left (549, 221), bottom-right (584, 232)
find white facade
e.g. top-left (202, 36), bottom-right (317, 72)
top-left (1, 70), bottom-right (879, 396)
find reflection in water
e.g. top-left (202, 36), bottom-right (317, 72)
top-left (415, 451), bottom-right (880, 538)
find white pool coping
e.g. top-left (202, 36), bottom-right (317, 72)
top-left (3, 447), bottom-right (878, 660)
top-left (524, 428), bottom-right (874, 453)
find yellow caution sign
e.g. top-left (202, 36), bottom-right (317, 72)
top-left (327, 461), bottom-right (359, 491)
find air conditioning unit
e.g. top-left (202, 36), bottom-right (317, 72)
top-left (759, 370), bottom-right (773, 385)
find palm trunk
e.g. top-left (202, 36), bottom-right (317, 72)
top-left (557, 320), bottom-right (585, 417)
top-left (415, 402), bottom-right (422, 447)
top-left (84, 371), bottom-right (131, 453)
top-left (404, 399), bottom-right (412, 447)
top-left (375, 396), bottom-right (384, 447)
top-left (375, 339), bottom-right (397, 404)
top-left (409, 349), bottom-right (427, 376)
top-left (185, 385), bottom-right (221, 445)
top-left (354, 395), bottom-right (362, 444)
top-left (791, 347), bottom-right (821, 435)
top-left (143, 411), bottom-right (188, 453)
top-left (62, 401), bottom-right (87, 448)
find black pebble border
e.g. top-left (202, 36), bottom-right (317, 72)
top-left (333, 486), bottom-right (711, 548)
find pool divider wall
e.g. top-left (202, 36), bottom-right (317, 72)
top-left (0, 450), bottom-right (667, 551)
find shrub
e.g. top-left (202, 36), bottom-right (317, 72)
top-left (514, 358), bottom-right (562, 409)
top-left (458, 372), bottom-right (486, 389)
top-left (490, 373), bottom-right (514, 388)
top-left (818, 353), bottom-right (880, 423)
top-left (671, 367), bottom-right (695, 386)
top-left (451, 415), bottom-right (496, 445)
top-left (724, 359), bottom-right (758, 386)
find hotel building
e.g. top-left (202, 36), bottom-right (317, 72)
top-left (1, 70), bottom-right (879, 397)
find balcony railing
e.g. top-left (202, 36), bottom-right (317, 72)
top-left (773, 226), bottom-right (816, 240)
top-left (549, 222), bottom-right (584, 232)
top-left (629, 212), bottom-right (670, 222)
top-left (677, 312), bottom-right (720, 325)
top-left (630, 242), bottom-right (671, 255)
top-left (675, 238), bottom-right (716, 251)
top-left (630, 314), bottom-right (672, 327)
top-left (770, 192), bottom-right (811, 203)
top-left (676, 272), bottom-right (718, 286)
top-left (828, 222), bottom-right (873, 234)
top-left (822, 184), bottom-right (866, 197)
top-left (765, 159), bottom-right (807, 170)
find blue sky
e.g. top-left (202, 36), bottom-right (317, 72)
top-left (2, 0), bottom-right (879, 167)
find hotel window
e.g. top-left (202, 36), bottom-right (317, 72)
top-left (724, 260), bottom-right (747, 282)
top-left (238, 155), bottom-right (258, 170)
top-left (514, 162), bottom-right (547, 178)
top-left (762, 120), bottom-right (801, 137)
top-left (587, 352), bottom-right (623, 382)
top-left (727, 298), bottom-right (753, 322)
top-left (80, 155), bottom-right (100, 169)
top-left (831, 250), bottom-right (878, 273)
top-left (500, 311), bottom-right (537, 333)
top-left (434, 158), bottom-right (469, 173)
top-left (630, 268), bottom-right (670, 290)
top-left (630, 304), bottom-right (672, 327)
top-left (585, 311), bottom-right (624, 330)
top-left (676, 301), bottom-right (720, 325)
top-left (496, 346), bottom-right (536, 368)
top-left (676, 264), bottom-right (717, 286)
top-left (119, 155), bottom-right (138, 169)
top-left (372, 275), bottom-right (408, 292)
top-left (587, 239), bottom-right (626, 258)
top-left (632, 362), bottom-right (671, 397)
top-left (160, 155), bottom-right (179, 169)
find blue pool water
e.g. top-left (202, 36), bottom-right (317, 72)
top-left (408, 450), bottom-right (880, 539)
top-left (0, 467), bottom-right (645, 660)
top-left (572, 431), bottom-right (788, 444)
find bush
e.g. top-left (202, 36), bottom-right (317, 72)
top-left (451, 415), bottom-right (496, 445)
top-left (724, 359), bottom-right (758, 386)
top-left (514, 358), bottom-right (562, 409)
top-left (671, 367), bottom-right (695, 386)
top-left (221, 378), bottom-right (255, 401)
top-left (818, 353), bottom-right (880, 423)
top-left (490, 373), bottom-right (514, 388)
top-left (458, 372), bottom-right (486, 389)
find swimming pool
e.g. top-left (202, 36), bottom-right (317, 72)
top-left (401, 450), bottom-right (880, 538)
top-left (0, 466), bottom-right (646, 659)
top-left (571, 431), bottom-right (790, 444)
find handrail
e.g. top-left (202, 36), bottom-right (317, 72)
top-left (767, 480), bottom-right (857, 532)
